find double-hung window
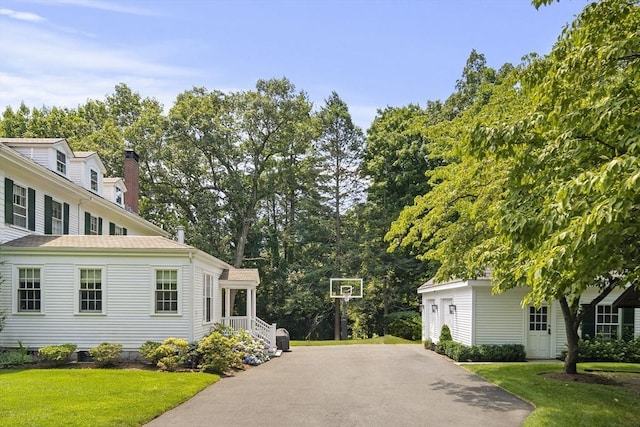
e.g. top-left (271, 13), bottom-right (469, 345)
top-left (56, 150), bottom-right (67, 174)
top-left (13, 184), bottom-right (27, 228)
top-left (90, 170), bottom-right (98, 192)
top-left (115, 186), bottom-right (123, 205)
top-left (596, 305), bottom-right (619, 339)
top-left (155, 270), bottom-right (178, 313)
top-left (203, 273), bottom-right (213, 323)
top-left (79, 269), bottom-right (102, 313)
top-left (51, 200), bottom-right (63, 234)
top-left (18, 268), bottom-right (41, 312)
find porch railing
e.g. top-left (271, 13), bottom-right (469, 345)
top-left (221, 316), bottom-right (276, 349)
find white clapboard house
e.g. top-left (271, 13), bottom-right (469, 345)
top-left (0, 138), bottom-right (275, 354)
top-left (419, 273), bottom-right (639, 359)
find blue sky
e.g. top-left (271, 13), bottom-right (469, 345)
top-left (0, 0), bottom-right (589, 130)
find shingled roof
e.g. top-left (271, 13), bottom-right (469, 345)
top-left (1, 235), bottom-right (190, 250)
top-left (219, 268), bottom-right (260, 284)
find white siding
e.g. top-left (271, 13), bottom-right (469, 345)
top-left (13, 147), bottom-right (49, 169)
top-left (420, 286), bottom-right (474, 345)
top-left (473, 286), bottom-right (528, 346)
top-left (0, 254), bottom-right (198, 351)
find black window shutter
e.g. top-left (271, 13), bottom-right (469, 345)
top-left (27, 188), bottom-right (36, 231)
top-left (109, 222), bottom-right (115, 235)
top-left (581, 304), bottom-right (596, 339)
top-left (84, 212), bottom-right (91, 234)
top-left (622, 308), bottom-right (635, 338)
top-left (98, 217), bottom-right (103, 235)
top-left (123, 227), bottom-right (128, 235)
top-left (63, 203), bottom-right (70, 234)
top-left (4, 178), bottom-right (13, 224)
top-left (44, 195), bottom-right (53, 234)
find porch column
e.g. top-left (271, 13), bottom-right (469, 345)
top-left (246, 288), bottom-right (253, 320)
top-left (224, 288), bottom-right (231, 320)
top-left (252, 289), bottom-right (257, 320)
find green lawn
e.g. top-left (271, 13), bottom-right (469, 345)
top-left (464, 362), bottom-right (640, 427)
top-left (291, 335), bottom-right (419, 346)
top-left (0, 368), bottom-right (219, 426)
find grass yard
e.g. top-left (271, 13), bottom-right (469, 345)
top-left (290, 335), bottom-right (419, 346)
top-left (464, 362), bottom-right (640, 427)
top-left (0, 368), bottom-right (219, 427)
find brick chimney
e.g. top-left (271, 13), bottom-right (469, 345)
top-left (123, 150), bottom-right (139, 214)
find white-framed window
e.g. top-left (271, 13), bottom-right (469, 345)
top-left (56, 150), bottom-right (67, 174)
top-left (596, 305), bottom-right (619, 339)
top-left (203, 273), bottom-right (213, 323)
top-left (114, 225), bottom-right (123, 235)
top-left (89, 215), bottom-right (99, 235)
top-left (13, 184), bottom-right (27, 228)
top-left (51, 199), bottom-right (63, 235)
top-left (18, 267), bottom-right (41, 312)
top-left (115, 186), bottom-right (123, 205)
top-left (155, 270), bottom-right (178, 314)
top-left (90, 169), bottom-right (98, 191)
top-left (79, 268), bottom-right (103, 313)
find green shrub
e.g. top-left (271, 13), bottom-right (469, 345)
top-left (384, 311), bottom-right (421, 341)
top-left (424, 338), bottom-right (434, 350)
top-left (153, 338), bottom-right (189, 372)
top-left (198, 331), bottom-right (243, 374)
top-left (38, 344), bottom-right (77, 365)
top-left (435, 325), bottom-right (453, 354)
top-left (437, 340), bottom-right (526, 362)
top-left (89, 343), bottom-right (123, 367)
top-left (561, 335), bottom-right (640, 363)
top-left (0, 350), bottom-right (36, 368)
top-left (439, 324), bottom-right (452, 342)
top-left (139, 341), bottom-right (161, 364)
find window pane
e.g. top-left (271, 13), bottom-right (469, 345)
top-left (18, 268), bottom-right (41, 312)
top-left (79, 269), bottom-right (102, 312)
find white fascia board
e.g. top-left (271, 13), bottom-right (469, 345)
top-left (418, 280), bottom-right (470, 294)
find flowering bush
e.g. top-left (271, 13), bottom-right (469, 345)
top-left (235, 329), bottom-right (270, 366)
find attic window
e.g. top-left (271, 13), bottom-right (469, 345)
top-left (90, 170), bottom-right (98, 191)
top-left (56, 150), bottom-right (66, 174)
top-left (115, 186), bottom-right (123, 205)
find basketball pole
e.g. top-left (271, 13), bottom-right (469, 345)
top-left (340, 298), bottom-right (348, 340)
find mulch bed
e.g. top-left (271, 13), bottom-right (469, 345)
top-left (542, 371), bottom-right (640, 394)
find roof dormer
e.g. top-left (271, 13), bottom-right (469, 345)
top-left (69, 151), bottom-right (107, 195)
top-left (103, 177), bottom-right (127, 207)
top-left (0, 138), bottom-right (73, 177)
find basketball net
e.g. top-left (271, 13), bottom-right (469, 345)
top-left (342, 290), bottom-right (352, 303)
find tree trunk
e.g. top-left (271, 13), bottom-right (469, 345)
top-left (559, 296), bottom-right (579, 374)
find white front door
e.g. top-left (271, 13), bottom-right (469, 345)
top-left (527, 306), bottom-right (551, 358)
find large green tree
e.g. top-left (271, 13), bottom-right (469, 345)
top-left (388, 0), bottom-right (639, 374)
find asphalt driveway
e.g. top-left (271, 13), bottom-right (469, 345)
top-left (146, 344), bottom-right (532, 427)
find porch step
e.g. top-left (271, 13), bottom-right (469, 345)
top-left (267, 348), bottom-right (282, 357)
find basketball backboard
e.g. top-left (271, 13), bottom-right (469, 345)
top-left (330, 278), bottom-right (363, 299)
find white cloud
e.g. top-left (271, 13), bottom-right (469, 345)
top-left (0, 8), bottom-right (46, 22)
top-left (0, 19), bottom-right (198, 111)
top-left (20, 0), bottom-right (159, 16)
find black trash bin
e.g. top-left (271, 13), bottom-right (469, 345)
top-left (276, 328), bottom-right (290, 352)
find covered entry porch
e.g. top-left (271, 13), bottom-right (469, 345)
top-left (219, 268), bottom-right (276, 349)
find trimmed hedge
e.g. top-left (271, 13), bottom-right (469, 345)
top-left (561, 336), bottom-right (640, 363)
top-left (434, 340), bottom-right (526, 362)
